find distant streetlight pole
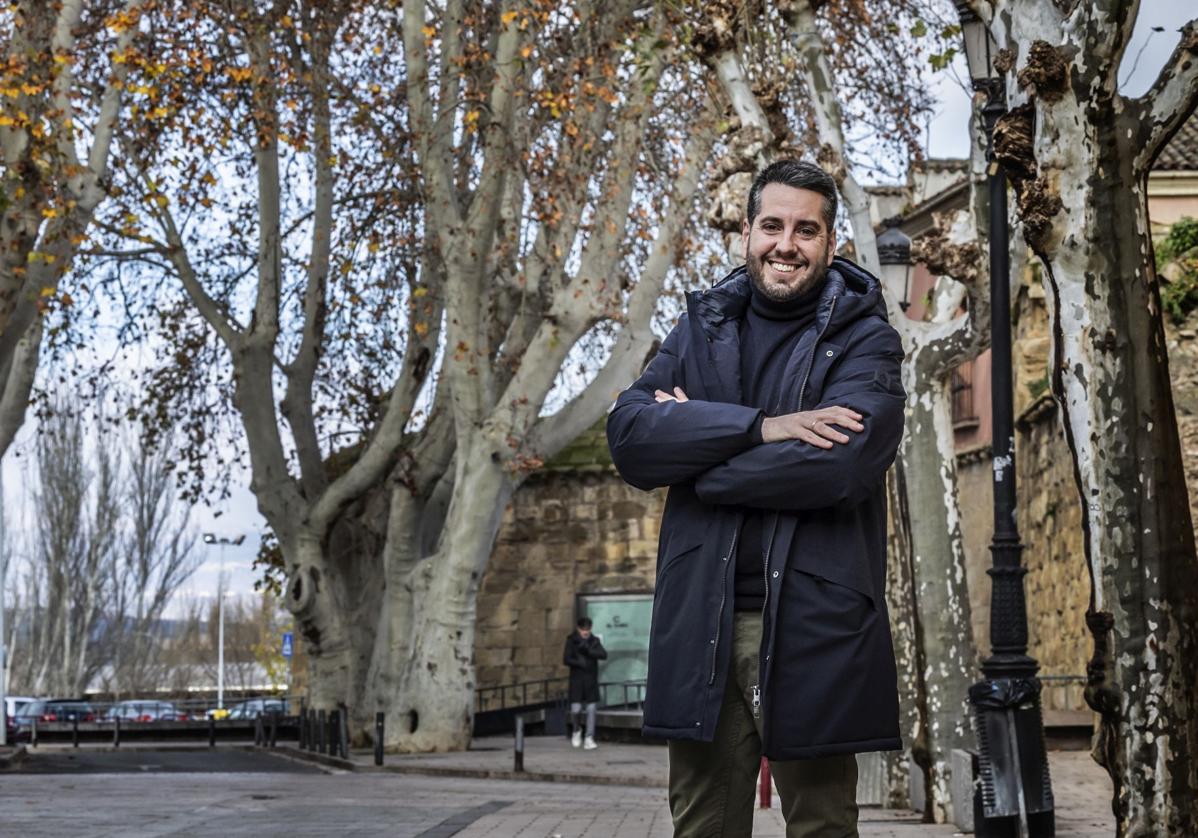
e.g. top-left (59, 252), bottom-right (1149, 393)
top-left (876, 216), bottom-right (913, 313)
top-left (953, 4), bottom-right (1054, 836)
top-left (204, 533), bottom-right (245, 710)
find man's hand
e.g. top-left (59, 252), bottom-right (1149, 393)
top-left (655, 386), bottom-right (689, 403)
top-left (761, 406), bottom-right (863, 449)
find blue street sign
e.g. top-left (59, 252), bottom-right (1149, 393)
top-left (282, 632), bottom-right (294, 658)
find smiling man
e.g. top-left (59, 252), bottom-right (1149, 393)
top-left (607, 160), bottom-right (907, 837)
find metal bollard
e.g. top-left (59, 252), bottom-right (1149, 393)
top-left (269, 711), bottom-right (278, 748)
top-left (328, 710), bottom-right (338, 756)
top-left (254, 713), bottom-right (263, 747)
top-left (30, 717), bottom-right (37, 748)
top-left (759, 757), bottom-right (772, 809)
top-left (514, 715), bottom-right (525, 772)
top-left (337, 709), bottom-right (349, 759)
top-left (298, 702), bottom-right (306, 749)
top-left (208, 716), bottom-right (216, 748)
top-left (374, 712), bottom-right (384, 766)
top-left (72, 715), bottom-right (79, 748)
top-left (113, 716), bottom-right (121, 749)
top-left (317, 709), bottom-right (327, 754)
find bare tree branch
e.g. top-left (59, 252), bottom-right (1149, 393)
top-left (1137, 18), bottom-right (1198, 166)
top-left (528, 105), bottom-right (718, 458)
top-left (283, 9), bottom-right (337, 501)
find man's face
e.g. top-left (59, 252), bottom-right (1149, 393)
top-left (741, 183), bottom-right (837, 303)
top-left (579, 627), bottom-right (591, 639)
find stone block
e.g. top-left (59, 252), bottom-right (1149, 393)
top-left (604, 542), bottom-right (628, 563)
top-left (629, 539), bottom-right (657, 558)
top-left (610, 500), bottom-right (647, 520)
top-left (514, 646), bottom-right (543, 666)
top-left (475, 647), bottom-right (512, 668)
top-left (907, 755), bottom-right (926, 816)
top-left (950, 748), bottom-right (977, 833)
top-left (855, 752), bottom-right (886, 807)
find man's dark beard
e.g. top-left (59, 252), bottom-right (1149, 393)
top-left (745, 250), bottom-right (830, 303)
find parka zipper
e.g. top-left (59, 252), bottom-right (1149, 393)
top-left (797, 296), bottom-right (839, 412)
top-left (707, 522), bottom-right (740, 686)
top-left (752, 513), bottom-right (780, 719)
top-left (752, 295), bottom-right (839, 726)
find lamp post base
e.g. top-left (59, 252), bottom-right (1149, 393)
top-left (969, 677), bottom-right (1055, 838)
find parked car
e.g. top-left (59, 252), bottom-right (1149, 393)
top-left (3, 696), bottom-right (33, 743)
top-left (43, 700), bottom-right (97, 722)
top-left (4, 695), bottom-right (33, 721)
top-left (9, 699), bottom-right (61, 741)
top-left (105, 700), bottom-right (188, 722)
top-left (207, 698), bottom-right (290, 720)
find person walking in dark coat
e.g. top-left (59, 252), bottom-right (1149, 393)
top-left (563, 617), bottom-right (607, 750)
top-left (606, 160), bottom-right (907, 837)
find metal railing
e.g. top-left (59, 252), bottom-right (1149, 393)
top-left (599, 680), bottom-right (646, 710)
top-left (474, 678), bottom-right (568, 712)
top-left (473, 678), bottom-right (646, 713)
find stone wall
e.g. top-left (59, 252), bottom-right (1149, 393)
top-left (474, 426), bottom-right (663, 696)
top-left (1166, 314), bottom-right (1198, 535)
top-left (953, 272), bottom-right (1198, 719)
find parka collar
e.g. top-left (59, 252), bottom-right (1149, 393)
top-left (686, 255), bottom-right (888, 337)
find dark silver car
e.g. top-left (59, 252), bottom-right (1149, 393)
top-left (105, 700), bottom-right (187, 722)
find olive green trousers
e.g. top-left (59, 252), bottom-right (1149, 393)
top-left (667, 612), bottom-right (859, 837)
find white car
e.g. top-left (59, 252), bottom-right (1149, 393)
top-left (4, 696), bottom-right (34, 720)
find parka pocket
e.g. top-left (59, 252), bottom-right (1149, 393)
top-left (788, 567), bottom-right (874, 636)
top-left (789, 551), bottom-right (875, 609)
top-left (767, 566), bottom-right (894, 748)
top-left (656, 539), bottom-right (702, 584)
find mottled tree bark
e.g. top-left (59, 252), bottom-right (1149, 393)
top-left (968, 3), bottom-right (1198, 833)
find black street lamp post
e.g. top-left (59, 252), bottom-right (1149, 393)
top-left (953, 4), bottom-right (1055, 836)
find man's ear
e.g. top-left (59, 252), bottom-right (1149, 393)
top-left (741, 217), bottom-right (750, 253)
top-left (826, 230), bottom-right (837, 261)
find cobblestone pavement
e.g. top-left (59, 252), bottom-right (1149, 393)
top-left (0, 744), bottom-right (1114, 837)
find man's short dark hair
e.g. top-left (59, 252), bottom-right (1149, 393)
top-left (577, 617), bottom-right (593, 629)
top-left (746, 160), bottom-right (838, 232)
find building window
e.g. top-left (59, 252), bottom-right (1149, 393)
top-left (951, 364), bottom-right (978, 428)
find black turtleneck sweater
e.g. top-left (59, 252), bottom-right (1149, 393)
top-left (734, 278), bottom-right (826, 611)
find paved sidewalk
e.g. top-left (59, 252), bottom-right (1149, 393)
top-left (1, 738), bottom-right (1116, 836)
top-left (328, 735), bottom-right (1114, 836)
top-left (0, 761), bottom-right (940, 837)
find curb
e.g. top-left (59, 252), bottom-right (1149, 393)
top-left (28, 743), bottom-right (257, 753)
top-left (273, 745), bottom-right (356, 772)
top-left (0, 745), bottom-right (27, 769)
top-left (275, 744), bottom-right (665, 787)
top-left (371, 762), bottom-right (668, 788)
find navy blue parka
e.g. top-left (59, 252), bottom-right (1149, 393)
top-left (606, 256), bottom-right (905, 759)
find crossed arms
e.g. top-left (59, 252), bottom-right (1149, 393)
top-left (605, 316), bottom-right (906, 510)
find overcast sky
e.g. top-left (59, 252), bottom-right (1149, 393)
top-left (1, 4), bottom-right (1192, 614)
